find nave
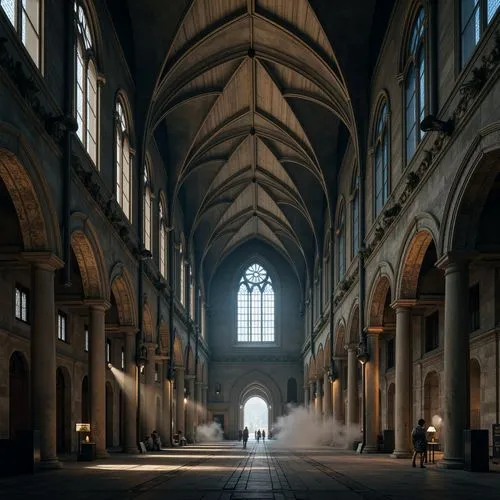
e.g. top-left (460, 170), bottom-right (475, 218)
top-left (1, 441), bottom-right (500, 499)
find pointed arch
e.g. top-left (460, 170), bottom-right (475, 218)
top-left (109, 264), bottom-right (137, 326)
top-left (143, 303), bottom-right (154, 343)
top-left (159, 191), bottom-right (168, 278)
top-left (70, 213), bottom-right (108, 299)
top-left (173, 335), bottom-right (184, 367)
top-left (396, 215), bottom-right (439, 300)
top-left (346, 301), bottom-right (360, 346)
top-left (0, 124), bottom-right (61, 254)
top-left (334, 319), bottom-right (347, 358)
top-left (367, 264), bottom-right (394, 327)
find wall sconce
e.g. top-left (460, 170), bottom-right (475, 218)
top-left (328, 360), bottom-right (338, 381)
top-left (136, 344), bottom-right (148, 369)
top-left (215, 383), bottom-right (221, 395)
top-left (357, 342), bottom-right (370, 365)
top-left (106, 362), bottom-right (113, 370)
top-left (268, 405), bottom-right (272, 409)
top-left (240, 405), bottom-right (243, 409)
top-left (420, 115), bottom-right (454, 136)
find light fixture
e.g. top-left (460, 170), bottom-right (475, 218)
top-left (184, 397), bottom-right (187, 404)
top-left (357, 342), bottom-right (370, 365)
top-left (107, 362), bottom-right (113, 369)
top-left (268, 405), bottom-right (272, 409)
top-left (427, 425), bottom-right (437, 442)
top-left (240, 405), bottom-right (243, 409)
top-left (420, 115), bottom-right (454, 135)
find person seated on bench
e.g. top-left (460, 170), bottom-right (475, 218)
top-left (178, 430), bottom-right (187, 446)
top-left (151, 430), bottom-right (161, 451)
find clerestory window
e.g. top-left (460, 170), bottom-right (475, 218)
top-left (405, 7), bottom-right (426, 163)
top-left (461, 0), bottom-right (500, 67)
top-left (75, 1), bottom-right (98, 164)
top-left (1, 0), bottom-right (43, 69)
top-left (115, 99), bottom-right (131, 220)
top-left (374, 102), bottom-right (389, 217)
top-left (143, 161), bottom-right (152, 254)
top-left (237, 264), bottom-right (274, 342)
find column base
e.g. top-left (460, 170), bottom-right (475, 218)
top-left (391, 450), bottom-right (412, 459)
top-left (39, 458), bottom-right (63, 469)
top-left (122, 446), bottom-right (139, 454)
top-left (362, 445), bottom-right (379, 454)
top-left (438, 458), bottom-right (464, 469)
top-left (96, 449), bottom-right (109, 459)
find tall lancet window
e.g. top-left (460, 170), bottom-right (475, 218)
top-left (143, 161), bottom-right (153, 253)
top-left (75, 1), bottom-right (98, 164)
top-left (237, 264), bottom-right (274, 342)
top-left (115, 100), bottom-right (131, 220)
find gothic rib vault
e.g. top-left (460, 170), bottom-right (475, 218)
top-left (142, 0), bottom-right (361, 290)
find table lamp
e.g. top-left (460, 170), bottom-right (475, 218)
top-left (427, 426), bottom-right (436, 442)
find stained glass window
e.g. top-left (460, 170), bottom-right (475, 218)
top-left (237, 264), bottom-right (274, 342)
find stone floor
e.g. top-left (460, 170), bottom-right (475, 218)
top-left (1, 440), bottom-right (499, 499)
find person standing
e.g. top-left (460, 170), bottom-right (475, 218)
top-left (411, 419), bottom-right (428, 468)
top-left (238, 429), bottom-right (243, 442)
top-left (262, 430), bottom-right (265, 441)
top-left (243, 427), bottom-right (249, 449)
top-left (257, 429), bottom-right (261, 442)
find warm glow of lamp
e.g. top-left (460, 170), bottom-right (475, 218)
top-left (85, 435), bottom-right (90, 443)
top-left (427, 426), bottom-right (436, 442)
top-left (184, 397), bottom-right (187, 404)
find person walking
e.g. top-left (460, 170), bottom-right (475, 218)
top-left (242, 427), bottom-right (249, 449)
top-left (262, 430), bottom-right (265, 441)
top-left (238, 429), bottom-right (243, 442)
top-left (257, 429), bottom-right (261, 442)
top-left (411, 419), bottom-right (428, 468)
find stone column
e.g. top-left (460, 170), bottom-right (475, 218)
top-left (333, 373), bottom-right (343, 424)
top-left (143, 344), bottom-right (156, 435)
top-left (391, 303), bottom-right (413, 458)
top-left (29, 254), bottom-right (63, 468)
top-left (162, 363), bottom-right (172, 445)
top-left (317, 379), bottom-right (323, 416)
top-left (310, 381), bottom-right (316, 412)
top-left (439, 257), bottom-right (469, 469)
top-left (123, 331), bottom-right (137, 453)
top-left (364, 332), bottom-right (380, 453)
top-left (323, 372), bottom-right (332, 417)
top-left (304, 385), bottom-right (310, 408)
top-left (186, 376), bottom-right (195, 441)
top-left (88, 300), bottom-right (110, 458)
top-left (347, 345), bottom-right (358, 433)
top-left (203, 385), bottom-right (208, 422)
top-left (195, 382), bottom-right (202, 428)
top-left (175, 366), bottom-right (185, 434)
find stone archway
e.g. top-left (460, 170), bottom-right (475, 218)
top-left (243, 396), bottom-right (269, 436)
top-left (470, 359), bottom-right (481, 429)
top-left (0, 138), bottom-right (60, 254)
top-left (56, 367), bottom-right (72, 453)
top-left (110, 267), bottom-right (137, 327)
top-left (9, 351), bottom-right (30, 439)
top-left (368, 275), bottom-right (392, 328)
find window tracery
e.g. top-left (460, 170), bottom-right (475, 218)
top-left (115, 99), bottom-right (131, 220)
top-left (374, 102), bottom-right (389, 217)
top-left (237, 264), bottom-right (274, 342)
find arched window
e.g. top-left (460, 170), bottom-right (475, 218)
top-left (189, 265), bottom-right (195, 319)
top-left (461, 1), bottom-right (500, 66)
top-left (1, 0), bottom-right (42, 68)
top-left (179, 242), bottom-right (185, 305)
top-left (115, 99), bottom-right (131, 221)
top-left (337, 203), bottom-right (346, 282)
top-left (405, 7), bottom-right (426, 162)
top-left (159, 195), bottom-right (167, 278)
top-left (143, 161), bottom-right (153, 253)
top-left (351, 169), bottom-right (360, 256)
top-left (237, 263), bottom-right (274, 342)
top-left (75, 2), bottom-right (98, 164)
top-left (374, 103), bottom-right (389, 217)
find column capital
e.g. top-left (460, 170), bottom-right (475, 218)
top-left (365, 326), bottom-right (384, 335)
top-left (22, 252), bottom-right (64, 270)
top-left (435, 252), bottom-right (471, 271)
top-left (122, 326), bottom-right (139, 336)
top-left (85, 298), bottom-right (111, 311)
top-left (390, 299), bottom-right (417, 310)
top-left (345, 343), bottom-right (358, 352)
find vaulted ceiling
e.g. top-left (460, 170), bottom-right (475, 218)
top-left (112, 0), bottom-right (395, 291)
